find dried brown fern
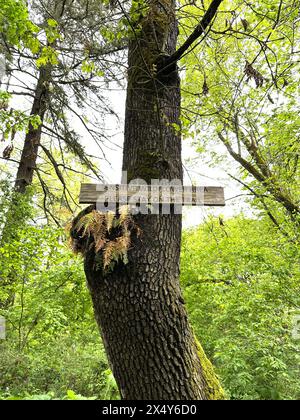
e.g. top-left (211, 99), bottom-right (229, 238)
top-left (103, 233), bottom-right (131, 269)
top-left (70, 207), bottom-right (141, 273)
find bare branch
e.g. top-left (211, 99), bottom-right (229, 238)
top-left (159, 0), bottom-right (223, 73)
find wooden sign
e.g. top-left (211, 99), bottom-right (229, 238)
top-left (79, 184), bottom-right (225, 207)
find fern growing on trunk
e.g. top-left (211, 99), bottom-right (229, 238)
top-left (70, 206), bottom-right (141, 273)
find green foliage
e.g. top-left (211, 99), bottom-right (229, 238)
top-left (36, 46), bottom-right (58, 67)
top-left (1, 390), bottom-right (99, 400)
top-left (181, 216), bottom-right (300, 400)
top-left (0, 1), bottom-right (42, 139)
top-left (0, 0), bottom-right (59, 61)
top-left (0, 183), bottom-right (119, 401)
top-left (0, 0), bottom-right (40, 52)
top-left (181, 0), bottom-right (300, 228)
top-left (179, 8), bottom-right (300, 396)
top-left (3, 182), bottom-right (298, 400)
top-left (0, 102), bottom-right (41, 140)
top-left (0, 339), bottom-right (118, 400)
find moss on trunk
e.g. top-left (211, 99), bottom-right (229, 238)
top-left (194, 337), bottom-right (226, 400)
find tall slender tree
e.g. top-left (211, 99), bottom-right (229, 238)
top-left (0, 0), bottom-right (125, 308)
top-left (1, 0), bottom-right (125, 201)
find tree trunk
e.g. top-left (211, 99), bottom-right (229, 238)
top-left (81, 1), bottom-right (225, 400)
top-left (15, 66), bottom-right (51, 193)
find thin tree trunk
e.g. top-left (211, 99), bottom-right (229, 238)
top-left (14, 66), bottom-right (51, 193)
top-left (81, 1), bottom-right (224, 400)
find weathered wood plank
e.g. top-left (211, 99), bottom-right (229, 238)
top-left (79, 184), bottom-right (225, 207)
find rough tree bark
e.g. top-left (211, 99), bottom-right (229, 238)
top-left (14, 66), bottom-right (51, 193)
top-left (80, 0), bottom-right (225, 400)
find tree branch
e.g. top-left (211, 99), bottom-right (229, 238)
top-left (219, 132), bottom-right (300, 217)
top-left (158, 0), bottom-right (223, 74)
